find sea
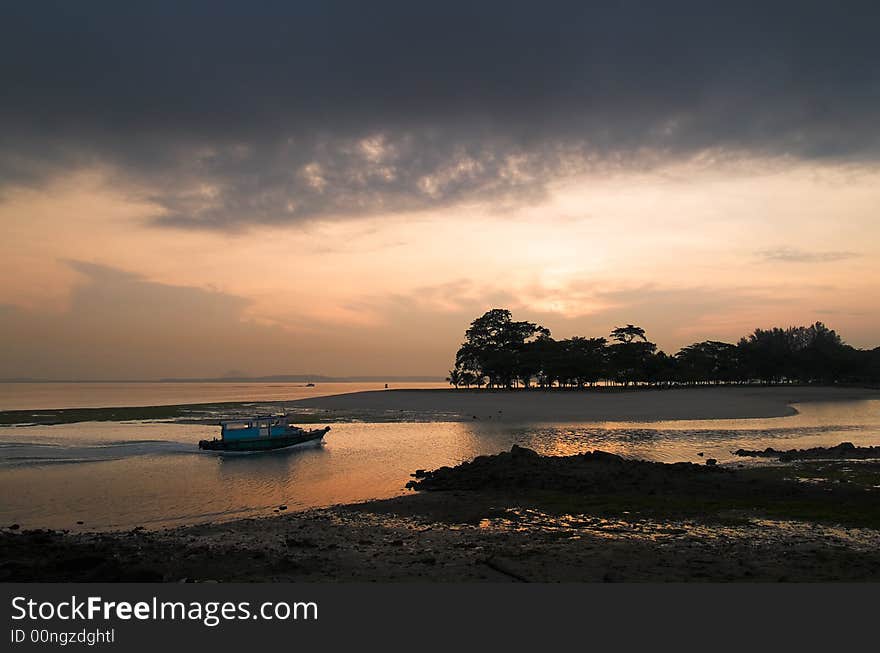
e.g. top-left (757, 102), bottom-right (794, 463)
top-left (0, 382), bottom-right (878, 531)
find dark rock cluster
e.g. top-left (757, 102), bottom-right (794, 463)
top-left (406, 444), bottom-right (743, 496)
top-left (734, 442), bottom-right (880, 462)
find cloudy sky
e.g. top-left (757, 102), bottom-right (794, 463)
top-left (2, 1), bottom-right (879, 379)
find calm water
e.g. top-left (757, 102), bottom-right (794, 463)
top-left (0, 398), bottom-right (878, 531)
top-left (0, 381), bottom-right (448, 410)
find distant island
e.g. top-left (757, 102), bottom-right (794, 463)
top-left (447, 309), bottom-right (880, 389)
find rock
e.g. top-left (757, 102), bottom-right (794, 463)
top-left (76, 521), bottom-right (84, 525)
top-left (278, 505), bottom-right (287, 510)
top-left (697, 452), bottom-right (704, 457)
top-left (706, 458), bottom-right (717, 466)
top-left (8, 524), bottom-right (20, 530)
top-left (510, 444), bottom-right (540, 459)
top-left (734, 442), bottom-right (880, 461)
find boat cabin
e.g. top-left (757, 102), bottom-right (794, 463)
top-left (220, 415), bottom-right (298, 441)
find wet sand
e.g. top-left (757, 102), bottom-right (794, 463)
top-left (291, 385), bottom-right (880, 422)
top-left (5, 505), bottom-right (880, 582)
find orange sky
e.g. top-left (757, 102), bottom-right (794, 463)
top-left (2, 155), bottom-right (878, 379)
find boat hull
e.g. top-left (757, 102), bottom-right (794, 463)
top-left (198, 427), bottom-right (329, 452)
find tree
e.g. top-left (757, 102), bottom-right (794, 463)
top-left (448, 311), bottom-right (879, 389)
top-left (460, 371), bottom-right (477, 388)
top-left (452, 309), bottom-right (549, 388)
top-left (738, 328), bottom-right (793, 384)
top-left (794, 322), bottom-right (848, 383)
top-left (608, 340), bottom-right (657, 386)
top-left (610, 324), bottom-right (647, 344)
top-left (566, 337), bottom-right (608, 387)
top-left (516, 328), bottom-right (552, 388)
top-left (645, 350), bottom-right (678, 387)
top-left (676, 341), bottom-right (738, 384)
top-left (446, 369), bottom-right (462, 388)
top-left (608, 325), bottom-right (655, 385)
top-left (737, 323), bottom-right (848, 384)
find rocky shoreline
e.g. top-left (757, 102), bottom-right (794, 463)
top-left (3, 444), bottom-right (880, 582)
top-left (734, 442), bottom-right (880, 461)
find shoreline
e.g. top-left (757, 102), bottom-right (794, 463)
top-left (2, 385), bottom-right (878, 426)
top-left (4, 445), bottom-right (880, 582)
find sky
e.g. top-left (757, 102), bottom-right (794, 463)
top-left (1, 1), bottom-right (879, 379)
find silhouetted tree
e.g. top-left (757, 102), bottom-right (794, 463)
top-left (565, 337), bottom-right (608, 387)
top-left (610, 324), bottom-right (647, 344)
top-left (446, 311), bottom-right (880, 389)
top-left (676, 341), bottom-right (739, 385)
top-left (517, 329), bottom-right (553, 388)
top-left (608, 340), bottom-right (657, 386)
top-left (608, 325), bottom-right (655, 386)
top-left (446, 369), bottom-right (462, 388)
top-left (452, 309), bottom-right (549, 388)
top-left (738, 328), bottom-right (793, 384)
top-left (645, 350), bottom-right (678, 387)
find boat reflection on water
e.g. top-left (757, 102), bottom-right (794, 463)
top-left (212, 441), bottom-right (332, 515)
top-left (215, 439), bottom-right (328, 483)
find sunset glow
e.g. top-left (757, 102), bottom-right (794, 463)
top-left (2, 3), bottom-right (878, 379)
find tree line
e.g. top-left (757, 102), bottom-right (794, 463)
top-left (447, 309), bottom-right (880, 389)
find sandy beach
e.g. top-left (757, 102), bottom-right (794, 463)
top-left (4, 384), bottom-right (877, 427)
top-left (291, 385), bottom-right (880, 422)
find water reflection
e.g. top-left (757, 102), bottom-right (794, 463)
top-left (215, 443), bottom-right (328, 482)
top-left (0, 400), bottom-right (877, 531)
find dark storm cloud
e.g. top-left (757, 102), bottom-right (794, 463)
top-left (2, 1), bottom-right (879, 227)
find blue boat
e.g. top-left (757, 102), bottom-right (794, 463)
top-left (198, 415), bottom-right (329, 452)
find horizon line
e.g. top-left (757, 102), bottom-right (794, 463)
top-left (0, 374), bottom-right (447, 384)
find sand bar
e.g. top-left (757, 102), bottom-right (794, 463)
top-left (291, 386), bottom-right (880, 422)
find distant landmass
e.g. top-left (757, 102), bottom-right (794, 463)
top-left (0, 375), bottom-right (445, 383)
